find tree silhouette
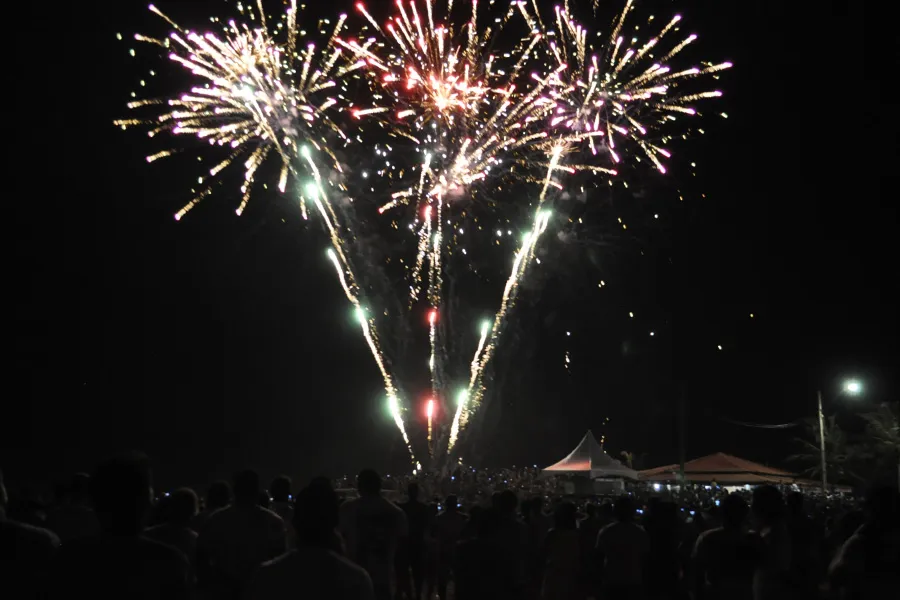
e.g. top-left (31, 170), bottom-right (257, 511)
top-left (788, 416), bottom-right (865, 483)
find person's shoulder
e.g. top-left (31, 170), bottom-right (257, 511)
top-left (258, 549), bottom-right (295, 572)
top-left (597, 521), bottom-right (616, 536)
top-left (202, 504), bottom-right (234, 527)
top-left (138, 534), bottom-right (191, 562)
top-left (4, 518), bottom-right (61, 548)
top-left (340, 497), bottom-right (361, 512)
top-left (325, 547), bottom-right (371, 578)
top-left (258, 505), bottom-right (285, 523)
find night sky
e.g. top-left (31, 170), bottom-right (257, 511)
top-left (8, 1), bottom-right (897, 492)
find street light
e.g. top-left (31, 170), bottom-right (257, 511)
top-left (843, 380), bottom-right (862, 395)
top-left (817, 378), bottom-right (864, 491)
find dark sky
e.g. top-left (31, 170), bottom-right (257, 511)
top-left (7, 1), bottom-right (897, 492)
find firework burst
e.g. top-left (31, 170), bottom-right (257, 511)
top-left (117, 0), bottom-right (730, 468)
top-left (116, 1), bottom-right (354, 220)
top-left (116, 0), bottom-right (415, 457)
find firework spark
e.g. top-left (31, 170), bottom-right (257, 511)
top-left (115, 1), bottom-right (360, 219)
top-left (523, 1), bottom-right (732, 174)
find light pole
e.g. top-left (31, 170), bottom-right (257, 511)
top-left (817, 379), bottom-right (863, 490)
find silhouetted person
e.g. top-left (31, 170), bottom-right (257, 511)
top-left (193, 480), bottom-right (231, 532)
top-left (48, 453), bottom-right (190, 599)
top-left (45, 473), bottom-right (99, 543)
top-left (692, 493), bottom-right (755, 600)
top-left (644, 500), bottom-right (680, 600)
top-left (1, 467), bottom-right (60, 600)
top-left (828, 485), bottom-right (900, 599)
top-left (339, 469), bottom-right (408, 600)
top-left (145, 487), bottom-right (199, 569)
top-left (540, 502), bottom-right (581, 600)
top-left (578, 504), bottom-right (604, 597)
top-left (495, 489), bottom-right (528, 592)
top-left (269, 475), bottom-right (295, 548)
top-left (197, 469), bottom-right (286, 600)
top-left (750, 485), bottom-right (791, 600)
top-left (456, 507), bottom-right (518, 600)
top-left (785, 491), bottom-right (817, 599)
top-left (433, 494), bottom-right (466, 600)
top-left (523, 496), bottom-right (552, 597)
top-left (595, 495), bottom-right (649, 600)
top-left (397, 482), bottom-right (431, 600)
top-left (247, 479), bottom-right (374, 599)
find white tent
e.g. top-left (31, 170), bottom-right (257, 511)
top-left (543, 431), bottom-right (639, 480)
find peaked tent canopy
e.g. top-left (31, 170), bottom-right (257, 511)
top-left (640, 452), bottom-right (797, 484)
top-left (543, 431), bottom-right (639, 480)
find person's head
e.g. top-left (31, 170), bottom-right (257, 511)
top-left (498, 490), bottom-right (518, 516)
top-left (357, 469), bottom-right (381, 497)
top-left (206, 481), bottom-right (232, 510)
top-left (233, 470), bottom-right (261, 507)
top-left (554, 502), bottom-right (577, 530)
top-left (258, 491), bottom-right (271, 509)
top-left (445, 494), bottom-right (459, 512)
top-left (585, 503), bottom-right (597, 519)
top-left (167, 488), bottom-right (199, 526)
top-left (613, 495), bottom-right (635, 522)
top-left (270, 476), bottom-right (292, 503)
top-left (751, 485), bottom-right (784, 525)
top-left (407, 481), bottom-right (420, 501)
top-left (70, 473), bottom-right (91, 505)
top-left (90, 452), bottom-right (153, 536)
top-left (293, 480), bottom-right (340, 547)
top-left (721, 493), bottom-right (749, 530)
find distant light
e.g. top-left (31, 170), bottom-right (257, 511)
top-left (629, 312), bottom-right (634, 318)
top-left (652, 483), bottom-right (661, 491)
top-left (717, 345), bottom-right (723, 350)
top-left (750, 313), bottom-right (755, 318)
top-left (650, 331), bottom-right (655, 337)
top-left (844, 380), bottom-right (862, 395)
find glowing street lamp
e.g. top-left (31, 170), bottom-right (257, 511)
top-left (843, 380), bottom-right (862, 395)
top-left (817, 378), bottom-right (864, 491)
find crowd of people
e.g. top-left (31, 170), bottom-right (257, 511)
top-left (1, 455), bottom-right (898, 599)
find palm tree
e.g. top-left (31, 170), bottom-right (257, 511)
top-left (860, 402), bottom-right (900, 485)
top-left (788, 416), bottom-right (865, 483)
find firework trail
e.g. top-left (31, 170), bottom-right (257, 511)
top-left (115, 1), bottom-right (417, 455)
top-left (449, 1), bottom-right (731, 452)
top-left (343, 0), bottom-right (565, 456)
